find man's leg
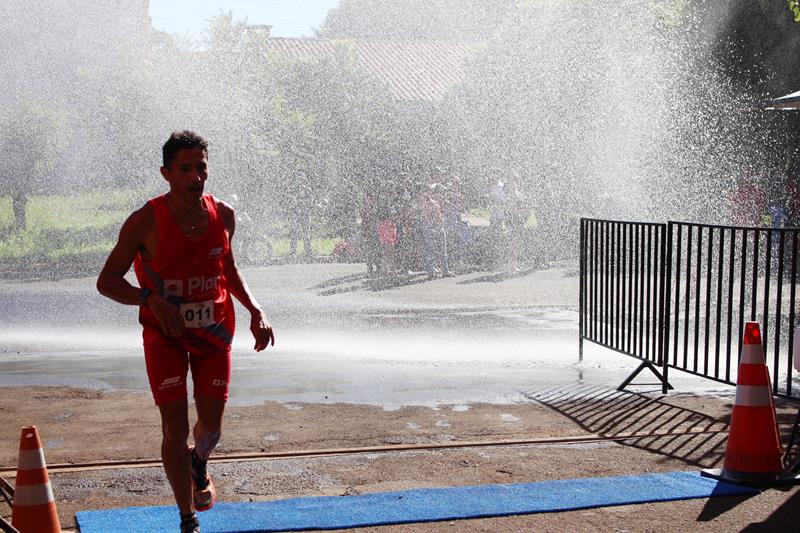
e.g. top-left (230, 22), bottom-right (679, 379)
top-left (158, 398), bottom-right (193, 514)
top-left (143, 336), bottom-right (193, 516)
top-left (190, 396), bottom-right (224, 511)
top-left (188, 348), bottom-right (231, 511)
top-left (193, 395), bottom-right (225, 460)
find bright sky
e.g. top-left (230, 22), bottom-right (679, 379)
top-left (149, 0), bottom-right (341, 39)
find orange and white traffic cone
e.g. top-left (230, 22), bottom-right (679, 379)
top-left (703, 322), bottom-right (797, 485)
top-left (11, 426), bottom-right (61, 533)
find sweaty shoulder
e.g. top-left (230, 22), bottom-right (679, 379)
top-left (126, 203), bottom-right (155, 235)
top-left (216, 199), bottom-right (235, 232)
top-left (118, 202), bottom-right (157, 255)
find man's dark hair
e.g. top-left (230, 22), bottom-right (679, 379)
top-left (162, 130), bottom-right (209, 167)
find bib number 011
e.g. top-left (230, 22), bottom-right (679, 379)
top-left (180, 300), bottom-right (215, 328)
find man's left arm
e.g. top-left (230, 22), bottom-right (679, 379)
top-left (219, 201), bottom-right (275, 351)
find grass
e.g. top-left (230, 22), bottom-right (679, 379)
top-left (270, 237), bottom-right (339, 257)
top-left (0, 191), bottom-right (136, 263)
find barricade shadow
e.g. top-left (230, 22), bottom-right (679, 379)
top-left (526, 385), bottom-right (798, 522)
top-left (525, 385), bottom-right (729, 468)
top-left (315, 271), bottom-right (440, 295)
top-left (308, 273), bottom-right (369, 290)
top-left (457, 265), bottom-right (539, 284)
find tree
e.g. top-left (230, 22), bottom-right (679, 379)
top-left (268, 44), bottom-right (400, 233)
top-left (0, 103), bottom-right (66, 229)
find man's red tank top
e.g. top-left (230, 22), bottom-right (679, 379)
top-left (133, 193), bottom-right (235, 353)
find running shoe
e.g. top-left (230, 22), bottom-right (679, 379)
top-left (180, 513), bottom-right (201, 533)
top-left (190, 446), bottom-right (216, 512)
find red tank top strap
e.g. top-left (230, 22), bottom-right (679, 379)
top-left (204, 194), bottom-right (217, 219)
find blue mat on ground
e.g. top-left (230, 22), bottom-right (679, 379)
top-left (75, 471), bottom-right (758, 533)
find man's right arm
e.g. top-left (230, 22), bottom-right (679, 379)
top-left (96, 207), bottom-right (151, 305)
top-left (96, 207), bottom-right (186, 336)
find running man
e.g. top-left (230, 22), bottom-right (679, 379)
top-left (97, 131), bottom-right (274, 533)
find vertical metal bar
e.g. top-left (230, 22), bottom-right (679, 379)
top-left (598, 221), bottom-right (603, 343)
top-left (633, 224), bottom-right (640, 356)
top-left (673, 224), bottom-right (683, 366)
top-left (592, 221), bottom-right (598, 341)
top-left (642, 224), bottom-right (653, 360)
top-left (726, 228), bottom-right (736, 383)
top-left (587, 221), bottom-right (592, 342)
top-left (598, 220), bottom-right (603, 342)
top-left (604, 221), bottom-right (610, 345)
top-left (616, 222), bottom-right (622, 350)
top-left (621, 223), bottom-right (628, 352)
top-left (608, 221), bottom-right (613, 345)
top-left (608, 222), bottom-right (614, 348)
top-left (788, 231), bottom-right (798, 396)
top-left (579, 219), bottom-right (585, 361)
top-left (738, 230), bottom-right (748, 361)
top-left (639, 224), bottom-right (647, 358)
top-left (703, 227), bottom-right (713, 375)
top-left (714, 228), bottom-right (725, 379)
top-left (609, 221), bottom-right (615, 346)
top-left (661, 222), bottom-right (672, 394)
top-left (652, 225), bottom-right (660, 361)
top-left (751, 230), bottom-right (760, 322)
top-left (683, 225), bottom-right (693, 369)
top-left (693, 225), bottom-right (703, 372)
top-left (762, 229), bottom-right (772, 356)
top-left (627, 223), bottom-right (634, 353)
top-left (773, 230), bottom-right (784, 392)
top-left (608, 222), bottom-right (618, 348)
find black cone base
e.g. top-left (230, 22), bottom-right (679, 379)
top-left (701, 467), bottom-right (800, 487)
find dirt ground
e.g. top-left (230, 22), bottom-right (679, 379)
top-left (0, 385), bottom-right (798, 532)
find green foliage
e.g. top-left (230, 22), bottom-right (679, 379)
top-left (270, 237), bottom-right (338, 257)
top-left (790, 1), bottom-right (800, 22)
top-left (0, 192), bottom-right (133, 263)
top-left (0, 102), bottom-right (66, 196)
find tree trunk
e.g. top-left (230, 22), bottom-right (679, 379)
top-left (12, 193), bottom-right (27, 230)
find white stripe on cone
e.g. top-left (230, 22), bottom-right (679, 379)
top-left (734, 384), bottom-right (773, 407)
top-left (16, 449), bottom-right (46, 470)
top-left (13, 483), bottom-right (55, 506)
top-left (740, 344), bottom-right (765, 365)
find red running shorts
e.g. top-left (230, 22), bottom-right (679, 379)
top-left (143, 330), bottom-right (231, 406)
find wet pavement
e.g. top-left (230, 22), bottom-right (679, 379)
top-left (0, 262), bottom-right (726, 408)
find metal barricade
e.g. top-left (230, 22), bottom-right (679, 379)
top-left (579, 218), bottom-right (800, 399)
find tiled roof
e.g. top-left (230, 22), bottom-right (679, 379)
top-left (262, 38), bottom-right (472, 102)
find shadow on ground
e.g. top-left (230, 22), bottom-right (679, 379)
top-left (309, 263), bottom-right (550, 295)
top-left (526, 385), bottom-right (729, 468)
top-left (527, 385), bottom-right (800, 523)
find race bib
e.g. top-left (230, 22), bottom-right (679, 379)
top-left (180, 300), bottom-right (215, 328)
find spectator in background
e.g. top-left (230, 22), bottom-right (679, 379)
top-left (361, 190), bottom-right (380, 276)
top-left (489, 179), bottom-right (507, 267)
top-left (396, 175), bottom-right (418, 274)
top-left (442, 176), bottom-right (466, 271)
top-left (420, 184), bottom-right (451, 278)
top-left (288, 177), bottom-right (313, 258)
top-left (730, 171), bottom-right (767, 227)
top-left (506, 178), bottom-right (529, 271)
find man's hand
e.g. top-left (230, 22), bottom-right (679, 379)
top-left (149, 294), bottom-right (186, 337)
top-left (250, 309), bottom-right (275, 351)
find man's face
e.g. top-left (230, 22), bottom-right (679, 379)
top-left (160, 147), bottom-right (208, 202)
